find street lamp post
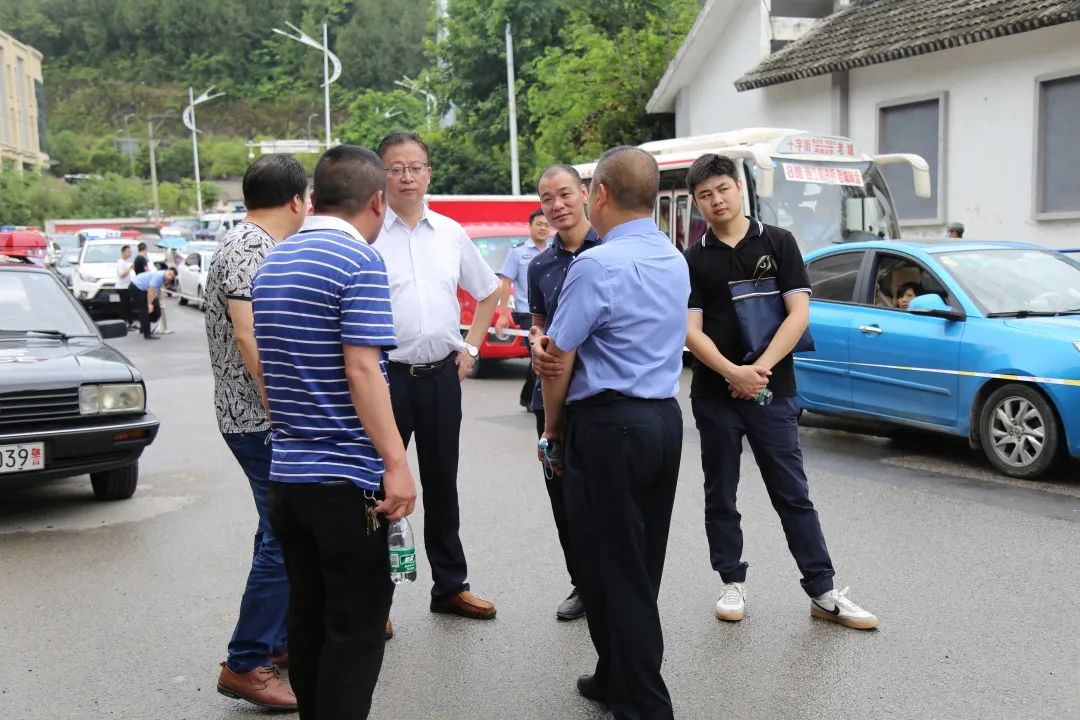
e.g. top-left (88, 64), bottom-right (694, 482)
top-left (505, 22), bottom-right (521, 196)
top-left (307, 113), bottom-right (319, 140)
top-left (182, 86), bottom-right (225, 215)
top-left (272, 21), bottom-right (341, 149)
top-left (394, 76), bottom-right (436, 132)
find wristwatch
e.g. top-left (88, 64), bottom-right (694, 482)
top-left (463, 342), bottom-right (479, 359)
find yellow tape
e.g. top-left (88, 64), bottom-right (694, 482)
top-left (795, 357), bottom-right (1080, 388)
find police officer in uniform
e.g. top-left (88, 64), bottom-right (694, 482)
top-left (534, 146), bottom-right (690, 720)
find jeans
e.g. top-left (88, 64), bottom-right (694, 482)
top-left (222, 430), bottom-right (289, 673)
top-left (692, 395), bottom-right (835, 598)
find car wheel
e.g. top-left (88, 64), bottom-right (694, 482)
top-left (90, 463), bottom-right (139, 501)
top-left (979, 384), bottom-right (1062, 479)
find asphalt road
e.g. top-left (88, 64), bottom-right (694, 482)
top-left (2, 298), bottom-right (1079, 720)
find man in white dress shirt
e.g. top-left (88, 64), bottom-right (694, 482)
top-left (375, 131), bottom-right (500, 620)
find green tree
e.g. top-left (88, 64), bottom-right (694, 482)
top-left (337, 89), bottom-right (429, 148)
top-left (72, 175), bottom-right (146, 217)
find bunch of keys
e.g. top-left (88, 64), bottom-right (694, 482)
top-left (364, 489), bottom-right (382, 536)
top-left (537, 436), bottom-right (564, 480)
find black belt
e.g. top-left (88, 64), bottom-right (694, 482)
top-left (569, 390), bottom-right (640, 408)
top-left (389, 352), bottom-right (456, 378)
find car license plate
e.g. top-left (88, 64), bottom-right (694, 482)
top-left (108, 292), bottom-right (120, 302)
top-left (0, 442), bottom-right (45, 473)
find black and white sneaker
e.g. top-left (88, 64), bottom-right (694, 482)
top-left (811, 587), bottom-right (878, 630)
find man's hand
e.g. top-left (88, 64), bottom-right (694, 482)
top-left (727, 365), bottom-right (771, 397)
top-left (455, 349), bottom-right (475, 381)
top-left (375, 459), bottom-right (417, 521)
top-left (530, 327), bottom-right (565, 380)
top-left (494, 312), bottom-right (510, 335)
top-left (538, 430), bottom-right (564, 476)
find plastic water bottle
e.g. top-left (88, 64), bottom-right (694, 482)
top-left (388, 517), bottom-right (417, 584)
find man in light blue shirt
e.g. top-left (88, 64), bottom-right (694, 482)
top-left (535, 146), bottom-right (689, 720)
top-left (495, 208), bottom-right (550, 407)
top-left (129, 267), bottom-right (176, 339)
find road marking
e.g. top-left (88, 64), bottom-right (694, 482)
top-left (796, 357), bottom-right (1080, 388)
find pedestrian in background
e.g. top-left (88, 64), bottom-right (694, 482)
top-left (132, 241), bottom-right (150, 274)
top-left (682, 153), bottom-right (877, 630)
top-left (494, 208), bottom-right (550, 408)
top-left (947, 221), bottom-right (965, 238)
top-left (253, 144), bottom-right (416, 720)
top-left (208, 155), bottom-right (308, 711)
top-left (115, 244), bottom-right (134, 328)
top-left (129, 266), bottom-right (175, 340)
top-left (375, 130), bottom-right (500, 622)
top-left (535, 146), bottom-right (689, 720)
top-left (526, 163), bottom-right (601, 622)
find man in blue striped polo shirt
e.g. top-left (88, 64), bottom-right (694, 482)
top-left (252, 144), bottom-right (416, 720)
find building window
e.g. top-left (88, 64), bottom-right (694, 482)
top-left (877, 94), bottom-right (946, 225)
top-left (1035, 71), bottom-right (1080, 218)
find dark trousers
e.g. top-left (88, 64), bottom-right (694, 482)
top-left (268, 482), bottom-right (394, 720)
top-left (534, 409), bottom-right (577, 589)
top-left (116, 287), bottom-right (132, 324)
top-left (222, 430), bottom-right (288, 673)
top-left (564, 396), bottom-right (682, 720)
top-left (387, 358), bottom-right (469, 599)
top-left (513, 312), bottom-right (536, 408)
top-left (129, 286), bottom-right (159, 338)
top-left (692, 395), bottom-right (835, 598)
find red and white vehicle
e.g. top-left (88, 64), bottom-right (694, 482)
top-left (0, 227), bottom-right (48, 266)
top-left (429, 196), bottom-right (542, 377)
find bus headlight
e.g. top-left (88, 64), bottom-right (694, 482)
top-left (79, 384), bottom-right (146, 415)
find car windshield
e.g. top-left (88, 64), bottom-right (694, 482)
top-left (0, 271), bottom-right (95, 335)
top-left (470, 235), bottom-right (530, 273)
top-left (753, 160), bottom-right (900, 253)
top-left (183, 241), bottom-right (217, 254)
top-left (51, 234), bottom-right (80, 249)
top-left (937, 248), bottom-right (1080, 315)
top-left (82, 244), bottom-right (128, 263)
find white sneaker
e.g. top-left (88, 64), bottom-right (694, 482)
top-left (811, 587), bottom-right (878, 630)
top-left (715, 582), bottom-right (746, 622)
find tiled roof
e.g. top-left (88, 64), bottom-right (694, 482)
top-left (735, 0), bottom-right (1080, 91)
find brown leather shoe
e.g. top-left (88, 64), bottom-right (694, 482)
top-left (270, 652), bottom-right (288, 669)
top-left (217, 663), bottom-right (297, 710)
top-left (430, 591), bottom-right (496, 620)
top-left (385, 618), bottom-right (394, 641)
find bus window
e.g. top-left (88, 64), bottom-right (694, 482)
top-left (689, 202), bottom-right (708, 247)
top-left (674, 194), bottom-right (689, 251)
top-left (658, 195), bottom-right (672, 242)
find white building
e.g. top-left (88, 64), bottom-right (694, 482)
top-left (647, 0), bottom-right (1080, 247)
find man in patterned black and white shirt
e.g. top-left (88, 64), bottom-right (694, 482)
top-left (205, 155), bottom-right (308, 710)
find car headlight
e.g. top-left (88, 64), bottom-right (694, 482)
top-left (79, 384), bottom-right (146, 415)
top-left (78, 270), bottom-right (99, 283)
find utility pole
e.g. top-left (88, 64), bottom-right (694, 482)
top-left (505, 22), bottom-right (520, 196)
top-left (148, 120), bottom-right (161, 220)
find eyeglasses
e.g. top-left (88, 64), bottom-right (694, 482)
top-left (384, 163), bottom-right (431, 177)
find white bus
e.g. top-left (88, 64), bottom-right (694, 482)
top-left (575, 128), bottom-right (930, 253)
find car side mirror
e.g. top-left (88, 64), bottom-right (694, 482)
top-left (909, 293), bottom-right (964, 321)
top-left (96, 319), bottom-right (128, 339)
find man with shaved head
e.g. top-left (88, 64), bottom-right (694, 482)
top-left (533, 146), bottom-right (690, 720)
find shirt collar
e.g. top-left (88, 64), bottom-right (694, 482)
top-left (300, 214), bottom-right (368, 244)
top-left (701, 217), bottom-right (763, 248)
top-left (383, 203), bottom-right (430, 232)
top-left (603, 217), bottom-right (658, 243)
top-left (554, 227), bottom-right (600, 254)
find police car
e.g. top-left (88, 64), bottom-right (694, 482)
top-left (0, 261), bottom-right (159, 500)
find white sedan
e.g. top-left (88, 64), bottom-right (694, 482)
top-left (176, 249), bottom-right (215, 310)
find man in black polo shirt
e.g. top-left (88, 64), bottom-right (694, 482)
top-left (683, 153), bottom-right (878, 631)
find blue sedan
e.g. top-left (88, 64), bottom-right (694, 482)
top-left (795, 241), bottom-right (1080, 478)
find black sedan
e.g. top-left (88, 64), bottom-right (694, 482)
top-left (0, 263), bottom-right (159, 500)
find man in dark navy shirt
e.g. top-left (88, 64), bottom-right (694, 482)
top-left (683, 153), bottom-right (878, 631)
top-left (525, 164), bottom-right (599, 622)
